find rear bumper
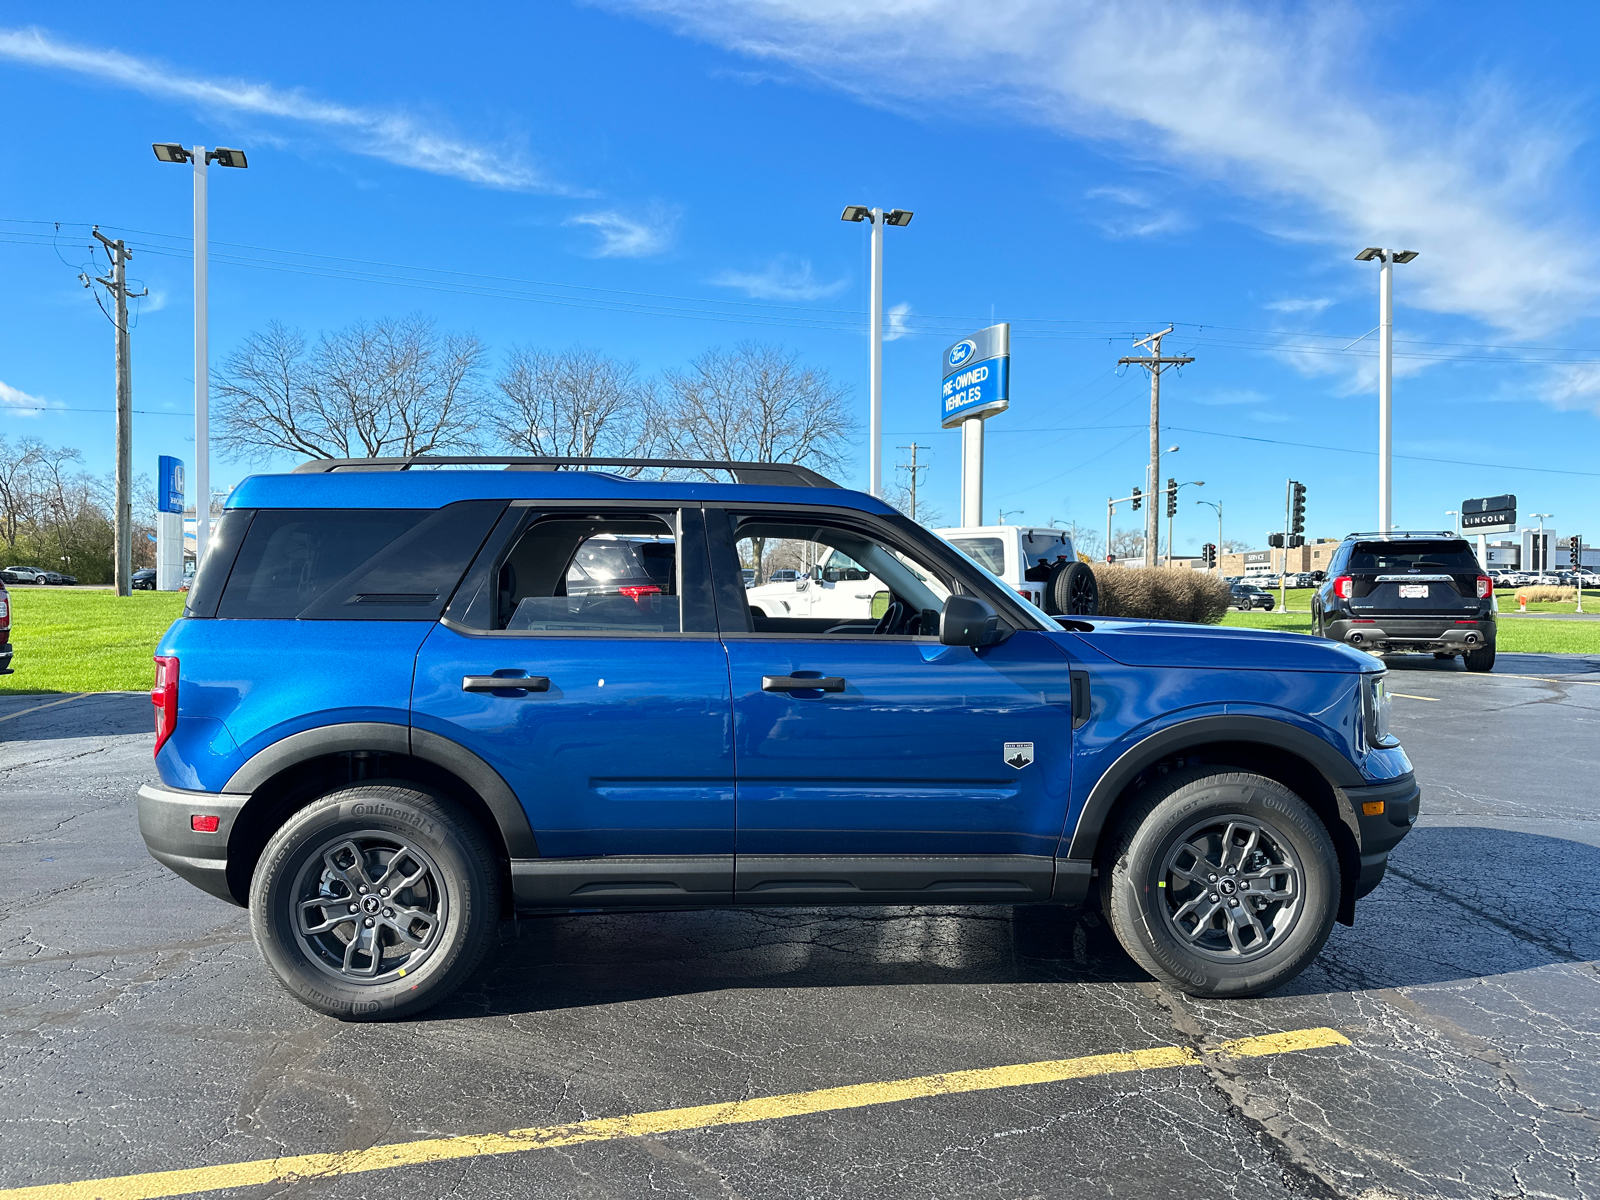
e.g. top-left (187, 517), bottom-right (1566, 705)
top-left (137, 782), bottom-right (248, 906)
top-left (1327, 616), bottom-right (1492, 653)
top-left (0, 640), bottom-right (11, 674)
top-left (1341, 774), bottom-right (1421, 898)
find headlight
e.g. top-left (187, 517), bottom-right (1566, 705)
top-left (1363, 672), bottom-right (1394, 747)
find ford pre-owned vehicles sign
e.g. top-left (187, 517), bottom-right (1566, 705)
top-left (941, 324), bottom-right (1010, 427)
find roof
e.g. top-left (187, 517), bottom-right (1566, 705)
top-left (227, 462), bottom-right (893, 514)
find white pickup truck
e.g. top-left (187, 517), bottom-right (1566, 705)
top-left (744, 524), bottom-right (1098, 621)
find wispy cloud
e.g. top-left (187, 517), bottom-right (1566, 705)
top-left (0, 26), bottom-right (576, 194)
top-left (566, 207), bottom-right (678, 257)
top-left (0, 379), bottom-right (52, 418)
top-left (710, 257), bottom-right (849, 300)
top-left (610, 1), bottom-right (1598, 337)
top-left (885, 301), bottom-right (913, 340)
top-left (1266, 297), bottom-right (1335, 316)
top-left (1085, 185), bottom-right (1186, 239)
top-left (1545, 363), bottom-right (1600, 417)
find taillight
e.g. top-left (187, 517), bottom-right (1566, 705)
top-left (1476, 575), bottom-right (1493, 599)
top-left (617, 585), bottom-right (662, 598)
top-left (1333, 576), bottom-right (1354, 600)
top-left (152, 655), bottom-right (178, 756)
top-left (0, 592), bottom-right (9, 634)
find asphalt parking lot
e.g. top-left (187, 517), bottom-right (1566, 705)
top-left (3, 653), bottom-right (1599, 1200)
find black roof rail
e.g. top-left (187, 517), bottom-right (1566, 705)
top-left (290, 455), bottom-right (840, 489)
top-left (1343, 530), bottom-right (1460, 539)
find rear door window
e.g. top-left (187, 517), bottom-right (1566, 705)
top-left (215, 502), bottom-right (503, 620)
top-left (946, 536), bottom-right (1005, 574)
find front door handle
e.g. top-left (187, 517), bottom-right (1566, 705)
top-left (762, 675), bottom-right (846, 693)
top-left (462, 674), bottom-right (550, 693)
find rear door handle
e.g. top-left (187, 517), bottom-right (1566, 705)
top-left (762, 675), bottom-right (846, 693)
top-left (462, 674), bottom-right (550, 693)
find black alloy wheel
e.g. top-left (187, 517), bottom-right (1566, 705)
top-left (1049, 561), bottom-right (1099, 616)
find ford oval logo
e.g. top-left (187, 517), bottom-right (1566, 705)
top-left (948, 340), bottom-right (976, 368)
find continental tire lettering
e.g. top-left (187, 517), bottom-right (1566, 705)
top-left (351, 802), bottom-right (437, 835)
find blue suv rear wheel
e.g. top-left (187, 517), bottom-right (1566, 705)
top-left (249, 785), bottom-right (499, 1020)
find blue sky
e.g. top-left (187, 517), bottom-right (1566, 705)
top-left (3, 1), bottom-right (1599, 552)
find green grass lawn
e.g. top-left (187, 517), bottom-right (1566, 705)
top-left (2, 589), bottom-right (185, 695)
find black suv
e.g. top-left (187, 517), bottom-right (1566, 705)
top-left (1313, 531), bottom-right (1495, 671)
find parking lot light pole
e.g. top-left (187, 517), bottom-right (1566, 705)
top-left (841, 205), bottom-right (912, 498)
top-left (1355, 248), bottom-right (1417, 533)
top-left (1447, 510), bottom-right (1460, 535)
top-left (1196, 499), bottom-right (1222, 570)
top-left (154, 143), bottom-right (248, 566)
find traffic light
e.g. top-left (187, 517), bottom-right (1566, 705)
top-left (1267, 533), bottom-right (1285, 548)
top-left (1131, 486), bottom-right (1142, 512)
top-left (1571, 534), bottom-right (1582, 567)
top-left (1290, 481), bottom-right (1306, 537)
top-left (1202, 543), bottom-right (1216, 568)
top-left (1166, 478), bottom-right (1177, 518)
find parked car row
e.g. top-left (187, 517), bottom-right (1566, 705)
top-left (0, 565), bottom-right (78, 586)
top-left (1490, 569), bottom-right (1600, 588)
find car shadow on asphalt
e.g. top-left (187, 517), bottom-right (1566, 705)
top-left (432, 826), bottom-right (1599, 1019)
top-left (0, 691), bottom-right (150, 742)
top-left (1381, 651), bottom-right (1600, 675)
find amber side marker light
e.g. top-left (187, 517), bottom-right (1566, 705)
top-left (1361, 801), bottom-right (1385, 816)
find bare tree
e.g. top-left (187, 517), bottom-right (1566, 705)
top-left (0, 435), bottom-right (43, 548)
top-left (658, 343), bottom-right (853, 478)
top-left (1220, 538), bottom-right (1252, 553)
top-left (882, 481), bottom-right (944, 529)
top-left (492, 347), bottom-right (655, 464)
top-left (215, 316), bottom-right (486, 461)
top-left (1109, 527), bottom-right (1147, 563)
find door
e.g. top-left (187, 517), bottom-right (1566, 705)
top-left (412, 506), bottom-right (736, 908)
top-left (714, 509), bottom-right (1077, 905)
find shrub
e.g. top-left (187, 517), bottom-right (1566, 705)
top-left (1090, 565), bottom-right (1231, 624)
top-left (1514, 585), bottom-right (1576, 603)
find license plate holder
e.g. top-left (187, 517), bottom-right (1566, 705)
top-left (1399, 584), bottom-right (1429, 598)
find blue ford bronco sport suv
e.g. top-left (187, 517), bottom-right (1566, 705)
top-left (138, 456), bottom-right (1419, 1020)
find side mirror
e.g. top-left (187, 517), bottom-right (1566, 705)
top-left (940, 594), bottom-right (999, 647)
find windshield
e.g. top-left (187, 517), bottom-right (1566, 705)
top-left (1349, 540), bottom-right (1481, 572)
top-left (941, 542), bottom-right (1056, 630)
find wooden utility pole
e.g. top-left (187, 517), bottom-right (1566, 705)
top-left (1119, 327), bottom-right (1193, 567)
top-left (93, 228), bottom-right (146, 597)
top-left (895, 442), bottom-right (930, 522)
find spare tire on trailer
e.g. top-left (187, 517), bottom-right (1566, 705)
top-left (1047, 561), bottom-right (1099, 616)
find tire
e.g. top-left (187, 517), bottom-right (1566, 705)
top-left (1048, 561), bottom-right (1099, 616)
top-left (249, 784), bottom-right (500, 1021)
top-left (1464, 640), bottom-right (1496, 672)
top-left (1101, 768), bottom-right (1338, 998)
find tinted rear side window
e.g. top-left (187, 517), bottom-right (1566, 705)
top-left (1347, 540), bottom-right (1480, 572)
top-left (215, 502), bottom-right (504, 619)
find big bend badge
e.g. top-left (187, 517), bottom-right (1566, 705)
top-left (1003, 742), bottom-right (1034, 770)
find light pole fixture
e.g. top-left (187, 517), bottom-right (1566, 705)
top-left (1195, 499), bottom-right (1223, 571)
top-left (1446, 510), bottom-right (1460, 534)
top-left (842, 203), bottom-right (913, 498)
top-left (1355, 247), bottom-right (1417, 533)
top-left (154, 142), bottom-right (249, 567)
top-left (1533, 513), bottom-right (1553, 577)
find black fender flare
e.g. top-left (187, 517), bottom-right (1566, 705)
top-left (223, 722), bottom-right (538, 858)
top-left (1064, 714), bottom-right (1364, 860)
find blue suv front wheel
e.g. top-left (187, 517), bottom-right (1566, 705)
top-left (249, 785), bottom-right (500, 1020)
top-left (1102, 768), bottom-right (1340, 997)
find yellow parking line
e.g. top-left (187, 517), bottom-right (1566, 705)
top-left (0, 694), bottom-right (89, 724)
top-left (1389, 692), bottom-right (1440, 701)
top-left (0, 1028), bottom-right (1349, 1200)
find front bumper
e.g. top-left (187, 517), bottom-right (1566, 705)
top-left (1341, 774), bottom-right (1421, 899)
top-left (137, 782), bottom-right (248, 905)
top-left (1327, 616), bottom-right (1492, 653)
